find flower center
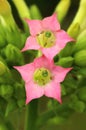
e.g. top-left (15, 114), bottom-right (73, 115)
top-left (33, 67), bottom-right (52, 86)
top-left (36, 31), bottom-right (56, 48)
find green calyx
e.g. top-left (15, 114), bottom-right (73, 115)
top-left (33, 67), bottom-right (52, 86)
top-left (37, 31), bottom-right (56, 48)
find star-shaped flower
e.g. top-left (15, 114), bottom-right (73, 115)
top-left (22, 13), bottom-right (73, 60)
top-left (14, 56), bottom-right (72, 104)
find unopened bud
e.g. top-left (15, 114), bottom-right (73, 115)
top-left (56, 56), bottom-right (74, 67)
top-left (73, 30), bottom-right (86, 53)
top-left (78, 87), bottom-right (86, 102)
top-left (0, 61), bottom-right (7, 75)
top-left (74, 50), bottom-right (86, 67)
top-left (1, 44), bottom-right (24, 65)
top-left (67, 23), bottom-right (80, 39)
top-left (55, 0), bottom-right (71, 22)
top-left (0, 84), bottom-right (14, 99)
top-left (30, 5), bottom-right (42, 19)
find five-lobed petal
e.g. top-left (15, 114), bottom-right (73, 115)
top-left (22, 13), bottom-right (74, 60)
top-left (14, 56), bottom-right (72, 104)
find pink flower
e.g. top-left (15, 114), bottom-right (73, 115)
top-left (14, 56), bottom-right (72, 104)
top-left (22, 13), bottom-right (73, 60)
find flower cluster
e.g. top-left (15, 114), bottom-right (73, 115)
top-left (14, 14), bottom-right (73, 104)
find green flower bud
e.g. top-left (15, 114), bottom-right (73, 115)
top-left (73, 30), bottom-right (86, 53)
top-left (0, 62), bottom-right (13, 84)
top-left (78, 87), bottom-right (86, 102)
top-left (1, 44), bottom-right (24, 66)
top-left (67, 0), bottom-right (86, 38)
top-left (0, 84), bottom-right (14, 99)
top-left (74, 50), bottom-right (86, 67)
top-left (30, 5), bottom-right (42, 19)
top-left (67, 23), bottom-right (80, 39)
top-left (13, 0), bottom-right (31, 19)
top-left (55, 0), bottom-right (71, 22)
top-left (69, 100), bottom-right (85, 112)
top-left (59, 42), bottom-right (75, 58)
top-left (0, 61), bottom-right (7, 75)
top-left (63, 74), bottom-right (78, 94)
top-left (5, 99), bottom-right (18, 116)
top-left (0, 25), bottom-right (7, 48)
top-left (6, 30), bottom-right (24, 49)
top-left (56, 56), bottom-right (74, 67)
top-left (78, 67), bottom-right (86, 77)
top-left (0, 0), bottom-right (17, 30)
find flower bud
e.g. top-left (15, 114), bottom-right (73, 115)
top-left (0, 61), bottom-right (7, 75)
top-left (1, 44), bottom-right (24, 66)
top-left (55, 0), bottom-right (71, 22)
top-left (0, 0), bottom-right (17, 30)
top-left (0, 84), bottom-right (14, 99)
top-left (0, 24), bottom-right (7, 48)
top-left (59, 42), bottom-right (75, 58)
top-left (13, 0), bottom-right (31, 19)
top-left (30, 5), bottom-right (42, 19)
top-left (67, 23), bottom-right (80, 39)
top-left (74, 50), bottom-right (86, 67)
top-left (69, 100), bottom-right (85, 112)
top-left (63, 74), bottom-right (77, 94)
top-left (56, 56), bottom-right (74, 67)
top-left (78, 87), bottom-right (86, 102)
top-left (73, 30), bottom-right (86, 53)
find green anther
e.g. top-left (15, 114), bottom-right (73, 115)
top-left (45, 31), bottom-right (51, 37)
top-left (33, 67), bottom-right (51, 86)
top-left (37, 30), bottom-right (56, 48)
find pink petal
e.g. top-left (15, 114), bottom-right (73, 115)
top-left (42, 44), bottom-right (59, 60)
top-left (55, 30), bottom-right (74, 50)
top-left (25, 19), bottom-right (43, 36)
top-left (34, 55), bottom-right (53, 69)
top-left (42, 13), bottom-right (60, 31)
top-left (14, 63), bottom-right (35, 83)
top-left (21, 36), bottom-right (40, 52)
top-left (52, 66), bottom-right (72, 82)
top-left (25, 81), bottom-right (44, 104)
top-left (44, 82), bottom-right (62, 103)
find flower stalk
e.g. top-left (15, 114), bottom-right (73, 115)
top-left (24, 99), bottom-right (39, 130)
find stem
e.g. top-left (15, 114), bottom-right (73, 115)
top-left (24, 99), bottom-right (39, 130)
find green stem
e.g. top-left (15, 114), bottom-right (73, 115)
top-left (24, 99), bottom-right (39, 130)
